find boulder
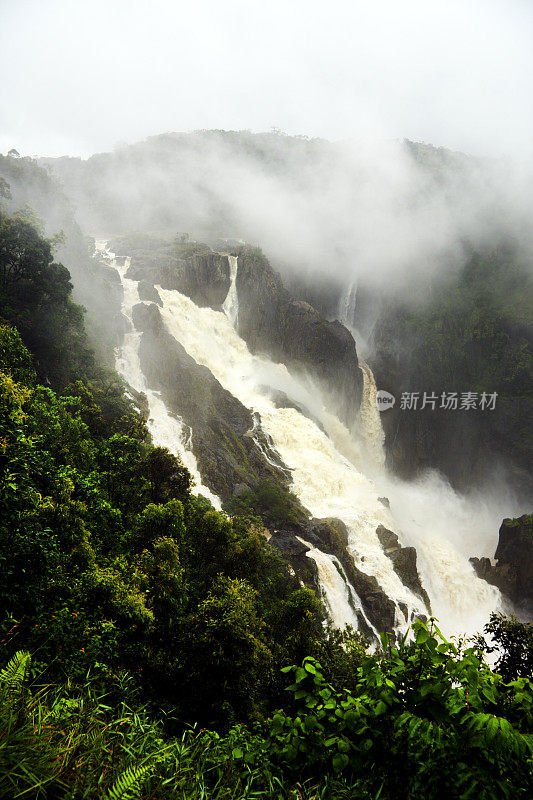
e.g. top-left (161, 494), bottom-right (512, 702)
top-left (100, 265), bottom-right (122, 284)
top-left (132, 302), bottom-right (164, 335)
top-left (495, 516), bottom-right (533, 601)
top-left (138, 281), bottom-right (162, 306)
top-left (270, 530), bottom-right (310, 557)
top-left (376, 525), bottom-right (431, 611)
top-left (127, 251), bottom-right (231, 309)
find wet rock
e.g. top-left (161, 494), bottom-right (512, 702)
top-left (138, 281), bottom-right (162, 306)
top-left (127, 251), bottom-right (230, 309)
top-left (495, 515), bottom-right (533, 601)
top-left (470, 556), bottom-right (517, 598)
top-left (132, 302), bottom-right (164, 335)
top-left (270, 530), bottom-right (310, 557)
top-left (100, 265), bottom-right (122, 284)
top-left (378, 497), bottom-right (390, 508)
top-left (376, 525), bottom-right (431, 611)
top-left (267, 531), bottom-right (318, 591)
top-left (376, 524), bottom-right (400, 552)
top-left (133, 302), bottom-right (291, 501)
top-left (398, 601), bottom-right (408, 621)
top-left (306, 518), bottom-right (396, 633)
top-left (235, 247), bottom-right (364, 431)
top-left (471, 515), bottom-right (533, 615)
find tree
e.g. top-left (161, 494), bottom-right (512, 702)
top-left (0, 177), bottom-right (11, 200)
top-left (484, 613), bottom-right (533, 680)
top-left (0, 212), bottom-right (71, 300)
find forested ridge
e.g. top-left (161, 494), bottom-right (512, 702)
top-left (1, 183), bottom-right (533, 796)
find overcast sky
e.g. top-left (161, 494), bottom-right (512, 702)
top-left (1, 0), bottom-right (532, 159)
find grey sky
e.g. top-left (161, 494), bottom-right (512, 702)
top-left (1, 0), bottom-right (532, 158)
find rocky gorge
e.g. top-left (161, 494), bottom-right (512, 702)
top-left (90, 233), bottom-right (532, 640)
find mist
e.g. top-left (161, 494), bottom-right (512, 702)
top-left (2, 0), bottom-right (533, 159)
top-left (2, 0), bottom-right (532, 297)
top-left (36, 129), bottom-right (533, 302)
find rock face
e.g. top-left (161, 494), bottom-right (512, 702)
top-left (132, 302), bottom-right (289, 501)
top-left (270, 516), bottom-right (397, 636)
top-left (269, 531), bottom-right (318, 589)
top-left (138, 281), bottom-right (162, 306)
top-left (471, 515), bottom-right (533, 617)
top-left (376, 525), bottom-right (431, 611)
top-left (116, 237), bottom-right (363, 431)
top-left (126, 252), bottom-right (230, 308)
top-left (235, 248), bottom-right (364, 431)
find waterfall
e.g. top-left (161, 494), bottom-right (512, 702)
top-left (298, 537), bottom-right (381, 637)
top-left (96, 242), bottom-right (221, 509)
top-left (94, 241), bottom-right (513, 638)
top-left (222, 255), bottom-right (239, 326)
top-left (153, 282), bottom-right (512, 637)
top-left (297, 537), bottom-right (361, 630)
top-left (357, 359), bottom-right (386, 472)
top-left (338, 280), bottom-right (357, 329)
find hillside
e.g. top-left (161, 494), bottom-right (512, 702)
top-left (0, 199), bottom-right (532, 799)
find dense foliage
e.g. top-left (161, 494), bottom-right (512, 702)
top-left (222, 480), bottom-right (304, 528)
top-left (373, 243), bottom-right (533, 491)
top-left (1, 622), bottom-right (532, 799)
top-left (1, 207), bottom-right (532, 797)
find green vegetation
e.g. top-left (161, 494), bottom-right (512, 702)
top-left (0, 206), bottom-right (532, 797)
top-left (222, 480), bottom-right (305, 528)
top-left (381, 243), bottom-right (533, 485)
top-left (1, 622), bottom-right (532, 799)
top-left (406, 245), bottom-right (532, 397)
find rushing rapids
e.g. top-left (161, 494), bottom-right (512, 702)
top-left (96, 242), bottom-right (221, 508)
top-left (96, 242), bottom-right (514, 638)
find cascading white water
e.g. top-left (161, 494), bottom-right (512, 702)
top-left (339, 279), bottom-right (357, 329)
top-left (156, 287), bottom-right (418, 624)
top-left (222, 255), bottom-right (239, 326)
top-left (297, 536), bottom-right (381, 638)
top-left (95, 242), bottom-right (221, 509)
top-left (93, 241), bottom-right (518, 637)
top-left (153, 281), bottom-right (514, 637)
top-left (357, 359), bottom-right (386, 473)
top-left (297, 537), bottom-right (361, 631)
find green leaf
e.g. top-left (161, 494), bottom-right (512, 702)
top-left (337, 738), bottom-right (350, 753)
top-left (485, 716), bottom-right (500, 743)
top-left (295, 667), bottom-right (307, 683)
top-left (303, 715), bottom-right (318, 732)
top-left (332, 753), bottom-right (349, 772)
top-left (416, 627), bottom-right (429, 644)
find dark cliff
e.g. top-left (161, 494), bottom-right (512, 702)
top-left (471, 514), bottom-right (533, 619)
top-left (235, 247), bottom-right (364, 432)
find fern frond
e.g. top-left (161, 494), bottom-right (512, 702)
top-left (0, 650), bottom-right (31, 697)
top-left (104, 762), bottom-right (153, 800)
